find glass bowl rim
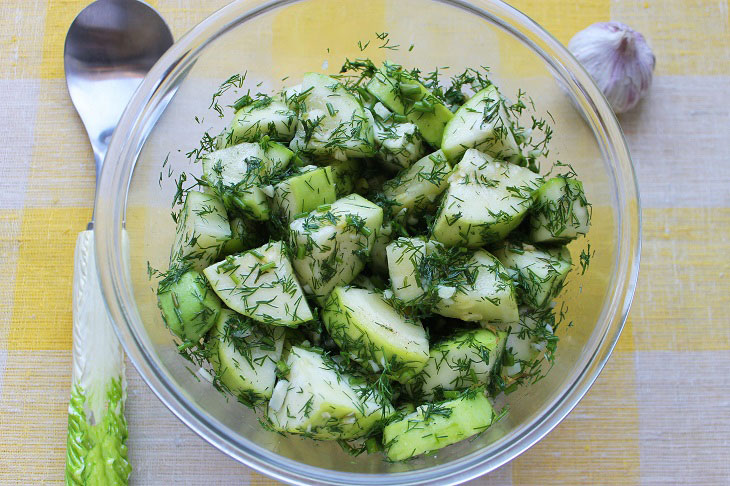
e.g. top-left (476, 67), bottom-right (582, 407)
top-left (94, 0), bottom-right (641, 484)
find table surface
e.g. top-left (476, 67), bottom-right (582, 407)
top-left (1, 0), bottom-right (728, 484)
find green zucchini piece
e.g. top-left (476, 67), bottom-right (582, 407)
top-left (170, 190), bottom-right (231, 271)
top-left (289, 72), bottom-right (375, 159)
top-left (370, 223), bottom-right (394, 275)
top-left (366, 63), bottom-right (453, 146)
top-left (267, 346), bottom-right (394, 439)
top-left (381, 150), bottom-right (451, 218)
top-left (408, 329), bottom-right (506, 399)
top-left (373, 118), bottom-right (425, 170)
top-left (386, 237), bottom-right (429, 302)
top-left (203, 241), bottom-right (313, 327)
top-left (211, 309), bottom-right (285, 405)
top-left (322, 286), bottom-right (429, 383)
top-left (227, 94), bottom-right (298, 144)
top-left (502, 308), bottom-right (557, 377)
top-left (271, 165), bottom-right (337, 223)
top-left (432, 149), bottom-right (542, 248)
top-left (289, 194), bottom-right (383, 302)
top-left (529, 176), bottom-right (591, 243)
top-left (493, 241), bottom-right (572, 310)
top-left (433, 249), bottom-right (519, 324)
top-left (202, 141), bottom-right (294, 221)
top-left (157, 269), bottom-right (221, 342)
top-left (441, 84), bottom-right (520, 161)
top-left (382, 389), bottom-right (495, 461)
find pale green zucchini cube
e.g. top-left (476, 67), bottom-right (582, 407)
top-left (289, 72), bottom-right (375, 160)
top-left (382, 389), bottom-right (495, 461)
top-left (381, 150), bottom-right (451, 218)
top-left (157, 269), bottom-right (221, 342)
top-left (493, 241), bottom-right (572, 310)
top-left (203, 241), bottom-right (313, 327)
top-left (271, 165), bottom-right (336, 223)
top-left (441, 84), bottom-right (521, 161)
top-left (529, 176), bottom-right (591, 243)
top-left (289, 194), bottom-right (383, 302)
top-left (267, 347), bottom-right (394, 439)
top-left (432, 149), bottom-right (542, 248)
top-left (322, 286), bottom-right (429, 383)
top-left (211, 309), bottom-right (285, 405)
top-left (170, 190), bottom-right (231, 271)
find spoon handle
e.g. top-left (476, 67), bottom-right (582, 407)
top-left (66, 230), bottom-right (131, 484)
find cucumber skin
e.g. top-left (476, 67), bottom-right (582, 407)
top-left (157, 269), bottom-right (221, 342)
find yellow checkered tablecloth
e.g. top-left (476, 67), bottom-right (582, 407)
top-left (1, 0), bottom-right (729, 484)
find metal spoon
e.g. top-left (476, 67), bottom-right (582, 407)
top-left (63, 1), bottom-right (172, 482)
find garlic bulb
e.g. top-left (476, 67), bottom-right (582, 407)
top-left (569, 22), bottom-right (655, 113)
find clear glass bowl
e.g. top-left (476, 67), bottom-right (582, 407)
top-left (95, 0), bottom-right (640, 484)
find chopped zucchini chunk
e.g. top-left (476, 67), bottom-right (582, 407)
top-left (502, 308), bottom-right (557, 377)
top-left (322, 287), bottom-right (429, 383)
top-left (529, 176), bottom-right (591, 243)
top-left (290, 72), bottom-right (375, 160)
top-left (432, 149), bottom-right (542, 248)
top-left (433, 249), bottom-right (518, 324)
top-left (170, 190), bottom-right (231, 271)
top-left (271, 165), bottom-right (337, 223)
top-left (219, 216), bottom-right (265, 257)
top-left (289, 194), bottom-right (383, 302)
top-left (226, 94), bottom-right (298, 144)
top-left (408, 329), bottom-right (506, 399)
top-left (267, 347), bottom-right (394, 439)
top-left (326, 158), bottom-right (361, 197)
top-left (493, 241), bottom-right (572, 310)
top-left (441, 84), bottom-right (521, 161)
top-left (202, 141), bottom-right (294, 220)
top-left (381, 150), bottom-right (451, 218)
top-left (203, 241), bottom-right (313, 327)
top-left (366, 62), bottom-right (453, 146)
top-left (386, 237), bottom-right (429, 302)
top-left (383, 388), bottom-right (495, 461)
top-left (157, 269), bottom-right (221, 342)
top-left (211, 309), bottom-right (285, 405)
top-left (373, 118), bottom-right (425, 170)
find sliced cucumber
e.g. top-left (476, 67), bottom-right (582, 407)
top-left (386, 237), bottom-right (429, 302)
top-left (289, 194), bottom-right (383, 302)
top-left (326, 158), bottom-right (361, 197)
top-left (289, 72), bottom-right (375, 160)
top-left (441, 84), bottom-right (520, 161)
top-left (202, 141), bottom-right (294, 220)
top-left (408, 329), bottom-right (506, 399)
top-left (203, 241), bottom-right (313, 327)
top-left (529, 176), bottom-right (591, 243)
top-left (170, 190), bottom-right (231, 271)
top-left (381, 150), bottom-right (451, 218)
top-left (366, 63), bottom-right (453, 146)
top-left (219, 216), bottom-right (265, 257)
top-left (382, 389), bottom-right (495, 461)
top-left (227, 94), bottom-right (298, 144)
top-left (211, 309), bottom-right (285, 405)
top-left (271, 165), bottom-right (337, 223)
top-left (157, 269), bottom-right (221, 342)
top-left (267, 346), bottom-right (394, 439)
top-left (322, 287), bottom-right (429, 383)
top-left (493, 241), bottom-right (572, 310)
top-left (433, 249), bottom-right (518, 324)
top-left (432, 149), bottom-right (542, 248)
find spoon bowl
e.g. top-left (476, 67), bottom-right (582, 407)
top-left (64, 0), bottom-right (173, 174)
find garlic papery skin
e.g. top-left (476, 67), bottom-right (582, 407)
top-left (569, 22), bottom-right (655, 114)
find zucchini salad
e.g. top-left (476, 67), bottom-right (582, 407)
top-left (154, 40), bottom-right (591, 461)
